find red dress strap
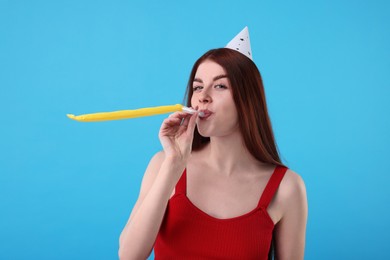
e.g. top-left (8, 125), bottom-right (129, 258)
top-left (174, 169), bottom-right (187, 195)
top-left (258, 166), bottom-right (288, 209)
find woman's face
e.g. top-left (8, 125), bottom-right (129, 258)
top-left (191, 60), bottom-right (239, 138)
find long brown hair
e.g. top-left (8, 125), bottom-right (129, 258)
top-left (185, 48), bottom-right (284, 167)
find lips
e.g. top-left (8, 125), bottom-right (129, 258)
top-left (199, 109), bottom-right (213, 119)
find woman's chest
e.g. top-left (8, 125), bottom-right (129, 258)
top-left (185, 167), bottom-right (269, 219)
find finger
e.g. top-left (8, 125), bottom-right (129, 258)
top-left (162, 117), bottom-right (181, 126)
top-left (169, 111), bottom-right (189, 119)
top-left (179, 114), bottom-right (192, 127)
top-left (186, 112), bottom-right (198, 133)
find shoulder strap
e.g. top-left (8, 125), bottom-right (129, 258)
top-left (258, 166), bottom-right (288, 209)
top-left (175, 169), bottom-right (187, 195)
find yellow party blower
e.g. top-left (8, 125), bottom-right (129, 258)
top-left (67, 104), bottom-right (203, 122)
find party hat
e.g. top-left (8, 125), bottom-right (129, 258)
top-left (225, 26), bottom-right (253, 60)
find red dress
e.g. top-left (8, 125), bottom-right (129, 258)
top-left (154, 166), bottom-right (287, 260)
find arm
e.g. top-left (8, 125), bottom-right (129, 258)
top-left (118, 111), bottom-right (198, 260)
top-left (274, 170), bottom-right (308, 260)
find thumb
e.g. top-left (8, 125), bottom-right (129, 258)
top-left (186, 112), bottom-right (198, 137)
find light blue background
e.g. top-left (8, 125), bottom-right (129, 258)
top-left (1, 0), bottom-right (389, 259)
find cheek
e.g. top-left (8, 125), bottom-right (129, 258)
top-left (225, 102), bottom-right (239, 125)
top-left (216, 99), bottom-right (239, 123)
top-left (190, 95), bottom-right (197, 107)
top-left (220, 96), bottom-right (237, 116)
top-left (224, 107), bottom-right (239, 126)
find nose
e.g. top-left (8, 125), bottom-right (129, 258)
top-left (199, 91), bottom-right (212, 104)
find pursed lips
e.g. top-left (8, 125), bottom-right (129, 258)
top-left (199, 109), bottom-right (212, 119)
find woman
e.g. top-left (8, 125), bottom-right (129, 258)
top-left (119, 34), bottom-right (307, 260)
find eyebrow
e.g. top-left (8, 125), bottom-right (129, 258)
top-left (193, 74), bottom-right (228, 83)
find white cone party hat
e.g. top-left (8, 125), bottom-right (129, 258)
top-left (225, 26), bottom-right (253, 60)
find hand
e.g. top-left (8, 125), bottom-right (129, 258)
top-left (158, 110), bottom-right (198, 162)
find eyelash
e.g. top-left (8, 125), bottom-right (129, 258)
top-left (215, 84), bottom-right (227, 89)
top-left (193, 84), bottom-right (227, 91)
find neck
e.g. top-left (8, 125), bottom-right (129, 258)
top-left (204, 131), bottom-right (264, 176)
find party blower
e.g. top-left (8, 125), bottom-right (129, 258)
top-left (67, 104), bottom-right (205, 122)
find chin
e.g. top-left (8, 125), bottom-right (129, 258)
top-left (197, 122), bottom-right (239, 138)
top-left (197, 130), bottom-right (211, 138)
top-left (197, 127), bottom-right (227, 138)
top-left (197, 126), bottom-right (213, 138)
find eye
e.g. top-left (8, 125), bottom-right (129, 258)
top-left (193, 86), bottom-right (203, 92)
top-left (215, 84), bottom-right (227, 89)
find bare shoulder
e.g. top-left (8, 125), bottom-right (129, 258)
top-left (278, 169), bottom-right (307, 208)
top-left (280, 169), bottom-right (306, 193)
top-left (147, 150), bottom-right (165, 169)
